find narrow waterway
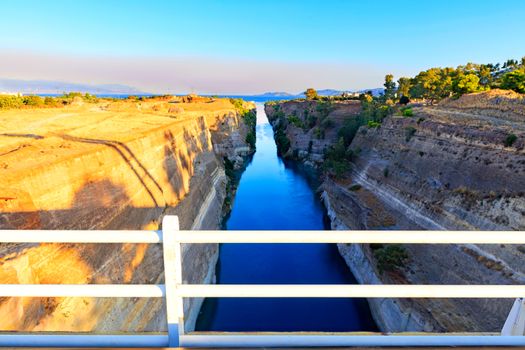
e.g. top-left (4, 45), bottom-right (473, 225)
top-left (196, 103), bottom-right (376, 332)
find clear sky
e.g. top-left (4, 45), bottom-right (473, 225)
top-left (0, 0), bottom-right (524, 94)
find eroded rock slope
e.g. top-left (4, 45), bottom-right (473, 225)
top-left (0, 97), bottom-right (255, 333)
top-left (266, 91), bottom-right (525, 333)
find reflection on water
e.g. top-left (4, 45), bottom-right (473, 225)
top-left (196, 104), bottom-right (376, 332)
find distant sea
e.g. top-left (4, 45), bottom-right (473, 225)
top-left (36, 93), bottom-right (296, 103)
top-left (215, 95), bottom-right (297, 102)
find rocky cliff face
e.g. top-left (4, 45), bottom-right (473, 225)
top-left (0, 97), bottom-right (254, 333)
top-left (265, 99), bottom-right (361, 164)
top-left (266, 91), bottom-right (525, 333)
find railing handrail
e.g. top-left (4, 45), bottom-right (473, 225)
top-left (0, 229), bottom-right (162, 243)
top-left (174, 230), bottom-right (525, 244)
top-left (0, 284), bottom-right (165, 297)
top-left (0, 218), bottom-right (176, 348)
top-left (0, 215), bottom-right (524, 348)
top-left (175, 284), bottom-right (525, 298)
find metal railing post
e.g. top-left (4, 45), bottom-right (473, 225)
top-left (502, 297), bottom-right (525, 336)
top-left (162, 215), bottom-right (183, 347)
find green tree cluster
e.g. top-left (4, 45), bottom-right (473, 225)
top-left (389, 56), bottom-right (525, 103)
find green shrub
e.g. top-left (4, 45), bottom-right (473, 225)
top-left (402, 107), bottom-right (414, 117)
top-left (229, 98), bottom-right (248, 114)
top-left (245, 131), bottom-right (256, 148)
top-left (383, 167), bottom-right (389, 177)
top-left (323, 137), bottom-right (354, 178)
top-left (305, 110), bottom-right (317, 128)
top-left (223, 156), bottom-right (235, 180)
top-left (287, 115), bottom-right (304, 128)
top-left (372, 244), bottom-right (408, 274)
top-left (0, 94), bottom-right (56, 109)
top-left (61, 92), bottom-right (83, 99)
top-left (367, 120), bottom-right (381, 128)
top-left (0, 95), bottom-right (23, 109)
top-left (316, 101), bottom-right (334, 118)
top-left (44, 96), bottom-right (61, 107)
top-left (325, 160), bottom-right (350, 177)
top-left (243, 109), bottom-right (256, 149)
top-left (504, 134), bottom-right (517, 147)
top-left (83, 93), bottom-right (99, 103)
top-left (22, 95), bottom-right (44, 107)
top-left (274, 128), bottom-right (290, 155)
top-left (338, 115), bottom-right (366, 146)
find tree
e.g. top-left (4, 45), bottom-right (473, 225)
top-left (500, 69), bottom-right (525, 93)
top-left (478, 64), bottom-right (493, 87)
top-left (453, 73), bottom-right (481, 94)
top-left (383, 74), bottom-right (396, 100)
top-left (304, 88), bottom-right (318, 100)
top-left (503, 59), bottom-right (518, 69)
top-left (397, 77), bottom-right (412, 98)
top-left (410, 67), bottom-right (453, 103)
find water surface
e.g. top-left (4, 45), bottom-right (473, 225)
top-left (196, 104), bottom-right (376, 332)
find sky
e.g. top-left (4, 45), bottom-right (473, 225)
top-left (0, 0), bottom-right (524, 94)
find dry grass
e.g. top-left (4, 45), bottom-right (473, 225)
top-left (439, 89), bottom-right (525, 117)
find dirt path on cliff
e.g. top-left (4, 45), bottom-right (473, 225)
top-left (423, 107), bottom-right (525, 130)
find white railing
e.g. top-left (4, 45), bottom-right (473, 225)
top-left (0, 218), bottom-right (175, 348)
top-left (0, 215), bottom-right (524, 347)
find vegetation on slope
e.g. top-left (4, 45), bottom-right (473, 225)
top-left (321, 56), bottom-right (525, 177)
top-left (0, 92), bottom-right (100, 109)
top-left (230, 98), bottom-right (256, 150)
top-left (393, 56), bottom-right (525, 103)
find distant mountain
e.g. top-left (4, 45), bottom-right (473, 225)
top-left (356, 88), bottom-right (384, 97)
top-left (256, 92), bottom-right (297, 97)
top-left (0, 78), bottom-right (149, 95)
top-left (315, 89), bottom-right (346, 96)
top-left (253, 88), bottom-right (385, 99)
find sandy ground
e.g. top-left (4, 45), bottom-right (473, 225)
top-left (0, 98), bottom-right (237, 175)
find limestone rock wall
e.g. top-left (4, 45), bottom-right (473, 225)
top-left (265, 100), bottom-right (361, 164)
top-left (267, 94), bottom-right (525, 333)
top-left (0, 98), bottom-right (254, 333)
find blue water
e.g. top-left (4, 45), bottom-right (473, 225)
top-left (36, 93), bottom-right (293, 102)
top-left (195, 104), bottom-right (376, 332)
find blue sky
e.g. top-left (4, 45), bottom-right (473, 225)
top-left (0, 0), bottom-right (524, 94)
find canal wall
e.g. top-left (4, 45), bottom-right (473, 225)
top-left (265, 91), bottom-right (525, 332)
top-left (0, 97), bottom-right (255, 333)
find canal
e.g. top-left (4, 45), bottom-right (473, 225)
top-left (196, 103), bottom-right (376, 332)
